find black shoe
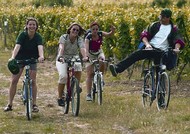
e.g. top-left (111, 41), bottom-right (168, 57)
top-left (57, 98), bottom-right (65, 107)
top-left (32, 105), bottom-right (39, 112)
top-left (79, 87), bottom-right (82, 93)
top-left (86, 94), bottom-right (92, 101)
top-left (4, 104), bottom-right (12, 112)
top-left (109, 64), bottom-right (117, 77)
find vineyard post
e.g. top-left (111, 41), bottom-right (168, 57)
top-left (4, 20), bottom-right (8, 48)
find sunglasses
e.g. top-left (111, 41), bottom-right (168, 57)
top-left (72, 28), bottom-right (79, 32)
top-left (92, 28), bottom-right (98, 31)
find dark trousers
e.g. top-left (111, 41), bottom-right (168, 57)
top-left (116, 49), bottom-right (163, 73)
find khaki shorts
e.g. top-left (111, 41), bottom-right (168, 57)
top-left (56, 61), bottom-right (82, 84)
top-left (85, 49), bottom-right (105, 67)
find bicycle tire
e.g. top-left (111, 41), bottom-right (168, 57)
top-left (96, 74), bottom-right (102, 105)
top-left (156, 72), bottom-right (170, 111)
top-left (142, 72), bottom-right (153, 108)
top-left (64, 91), bottom-right (70, 114)
top-left (91, 82), bottom-right (96, 102)
top-left (24, 81), bottom-right (32, 120)
top-left (71, 78), bottom-right (80, 116)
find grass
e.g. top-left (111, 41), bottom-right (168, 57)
top-left (0, 49), bottom-right (189, 134)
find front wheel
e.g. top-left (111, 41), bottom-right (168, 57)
top-left (24, 81), bottom-right (32, 120)
top-left (156, 72), bottom-right (170, 111)
top-left (71, 78), bottom-right (80, 116)
top-left (142, 72), bottom-right (153, 108)
top-left (96, 74), bottom-right (102, 105)
top-left (64, 91), bottom-right (70, 114)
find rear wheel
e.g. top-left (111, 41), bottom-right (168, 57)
top-left (142, 73), bottom-right (153, 108)
top-left (71, 78), bottom-right (80, 116)
top-left (96, 74), bottom-right (102, 105)
top-left (156, 72), bottom-right (170, 111)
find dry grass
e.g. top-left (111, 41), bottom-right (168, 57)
top-left (0, 50), bottom-right (189, 134)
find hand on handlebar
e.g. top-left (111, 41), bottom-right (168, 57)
top-left (145, 44), bottom-right (153, 50)
top-left (82, 56), bottom-right (89, 62)
top-left (38, 57), bottom-right (44, 63)
top-left (173, 48), bottom-right (180, 54)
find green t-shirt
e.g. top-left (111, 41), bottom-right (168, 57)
top-left (15, 31), bottom-right (43, 60)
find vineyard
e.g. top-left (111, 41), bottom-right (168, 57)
top-left (0, 0), bottom-right (190, 79)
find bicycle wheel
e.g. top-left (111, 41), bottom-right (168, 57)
top-left (24, 81), bottom-right (32, 120)
top-left (142, 72), bottom-right (153, 108)
top-left (64, 90), bottom-right (70, 114)
top-left (96, 74), bottom-right (102, 105)
top-left (91, 81), bottom-right (96, 102)
top-left (156, 72), bottom-right (170, 111)
top-left (71, 78), bottom-right (80, 116)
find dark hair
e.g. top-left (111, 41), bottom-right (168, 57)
top-left (90, 21), bottom-right (100, 28)
top-left (160, 8), bottom-right (172, 18)
top-left (25, 17), bottom-right (39, 31)
top-left (67, 23), bottom-right (86, 36)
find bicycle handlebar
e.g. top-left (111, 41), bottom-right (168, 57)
top-left (17, 58), bottom-right (38, 65)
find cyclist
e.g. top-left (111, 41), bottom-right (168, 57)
top-left (110, 8), bottom-right (185, 77)
top-left (56, 23), bottom-right (88, 106)
top-left (84, 21), bottom-right (115, 101)
top-left (4, 17), bottom-right (44, 112)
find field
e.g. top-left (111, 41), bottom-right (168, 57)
top-left (0, 0), bottom-right (190, 134)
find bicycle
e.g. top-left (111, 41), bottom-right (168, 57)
top-left (89, 58), bottom-right (110, 105)
top-left (63, 56), bottom-right (81, 116)
top-left (17, 58), bottom-right (38, 120)
top-left (141, 49), bottom-right (171, 111)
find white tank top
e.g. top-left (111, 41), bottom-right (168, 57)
top-left (150, 24), bottom-right (171, 51)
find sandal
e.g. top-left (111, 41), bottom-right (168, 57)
top-left (32, 105), bottom-right (39, 112)
top-left (4, 105), bottom-right (13, 112)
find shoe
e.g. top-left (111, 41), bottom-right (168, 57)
top-left (79, 87), bottom-right (82, 93)
top-left (32, 105), bottom-right (39, 112)
top-left (86, 94), bottom-right (92, 101)
top-left (4, 104), bottom-right (12, 112)
top-left (57, 98), bottom-right (65, 107)
top-left (109, 64), bottom-right (117, 77)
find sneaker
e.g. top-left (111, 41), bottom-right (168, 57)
top-left (109, 64), bottom-right (117, 77)
top-left (32, 105), bottom-right (39, 112)
top-left (4, 104), bottom-right (12, 112)
top-left (86, 94), bottom-right (92, 101)
top-left (79, 87), bottom-right (82, 93)
top-left (57, 98), bottom-right (65, 107)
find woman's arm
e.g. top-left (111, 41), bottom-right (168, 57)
top-left (102, 25), bottom-right (116, 37)
top-left (38, 45), bottom-right (44, 62)
top-left (10, 44), bottom-right (21, 60)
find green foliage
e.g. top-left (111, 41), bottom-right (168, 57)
top-left (176, 0), bottom-right (187, 8)
top-left (33, 0), bottom-right (73, 7)
top-left (151, 0), bottom-right (171, 8)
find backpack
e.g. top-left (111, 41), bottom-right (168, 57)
top-left (84, 29), bottom-right (103, 51)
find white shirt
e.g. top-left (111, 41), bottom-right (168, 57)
top-left (150, 24), bottom-right (171, 51)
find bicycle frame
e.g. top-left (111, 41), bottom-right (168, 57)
top-left (89, 59), bottom-right (104, 105)
top-left (63, 56), bottom-right (81, 116)
top-left (17, 59), bottom-right (38, 120)
top-left (142, 49), bottom-right (171, 110)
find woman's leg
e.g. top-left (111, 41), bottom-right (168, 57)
top-left (86, 65), bottom-right (94, 97)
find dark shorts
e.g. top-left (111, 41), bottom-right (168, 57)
top-left (18, 63), bottom-right (37, 71)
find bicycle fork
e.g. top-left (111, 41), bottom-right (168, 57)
top-left (22, 79), bottom-right (33, 104)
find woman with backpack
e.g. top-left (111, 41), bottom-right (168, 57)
top-left (84, 21), bottom-right (115, 101)
top-left (56, 23), bottom-right (88, 106)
